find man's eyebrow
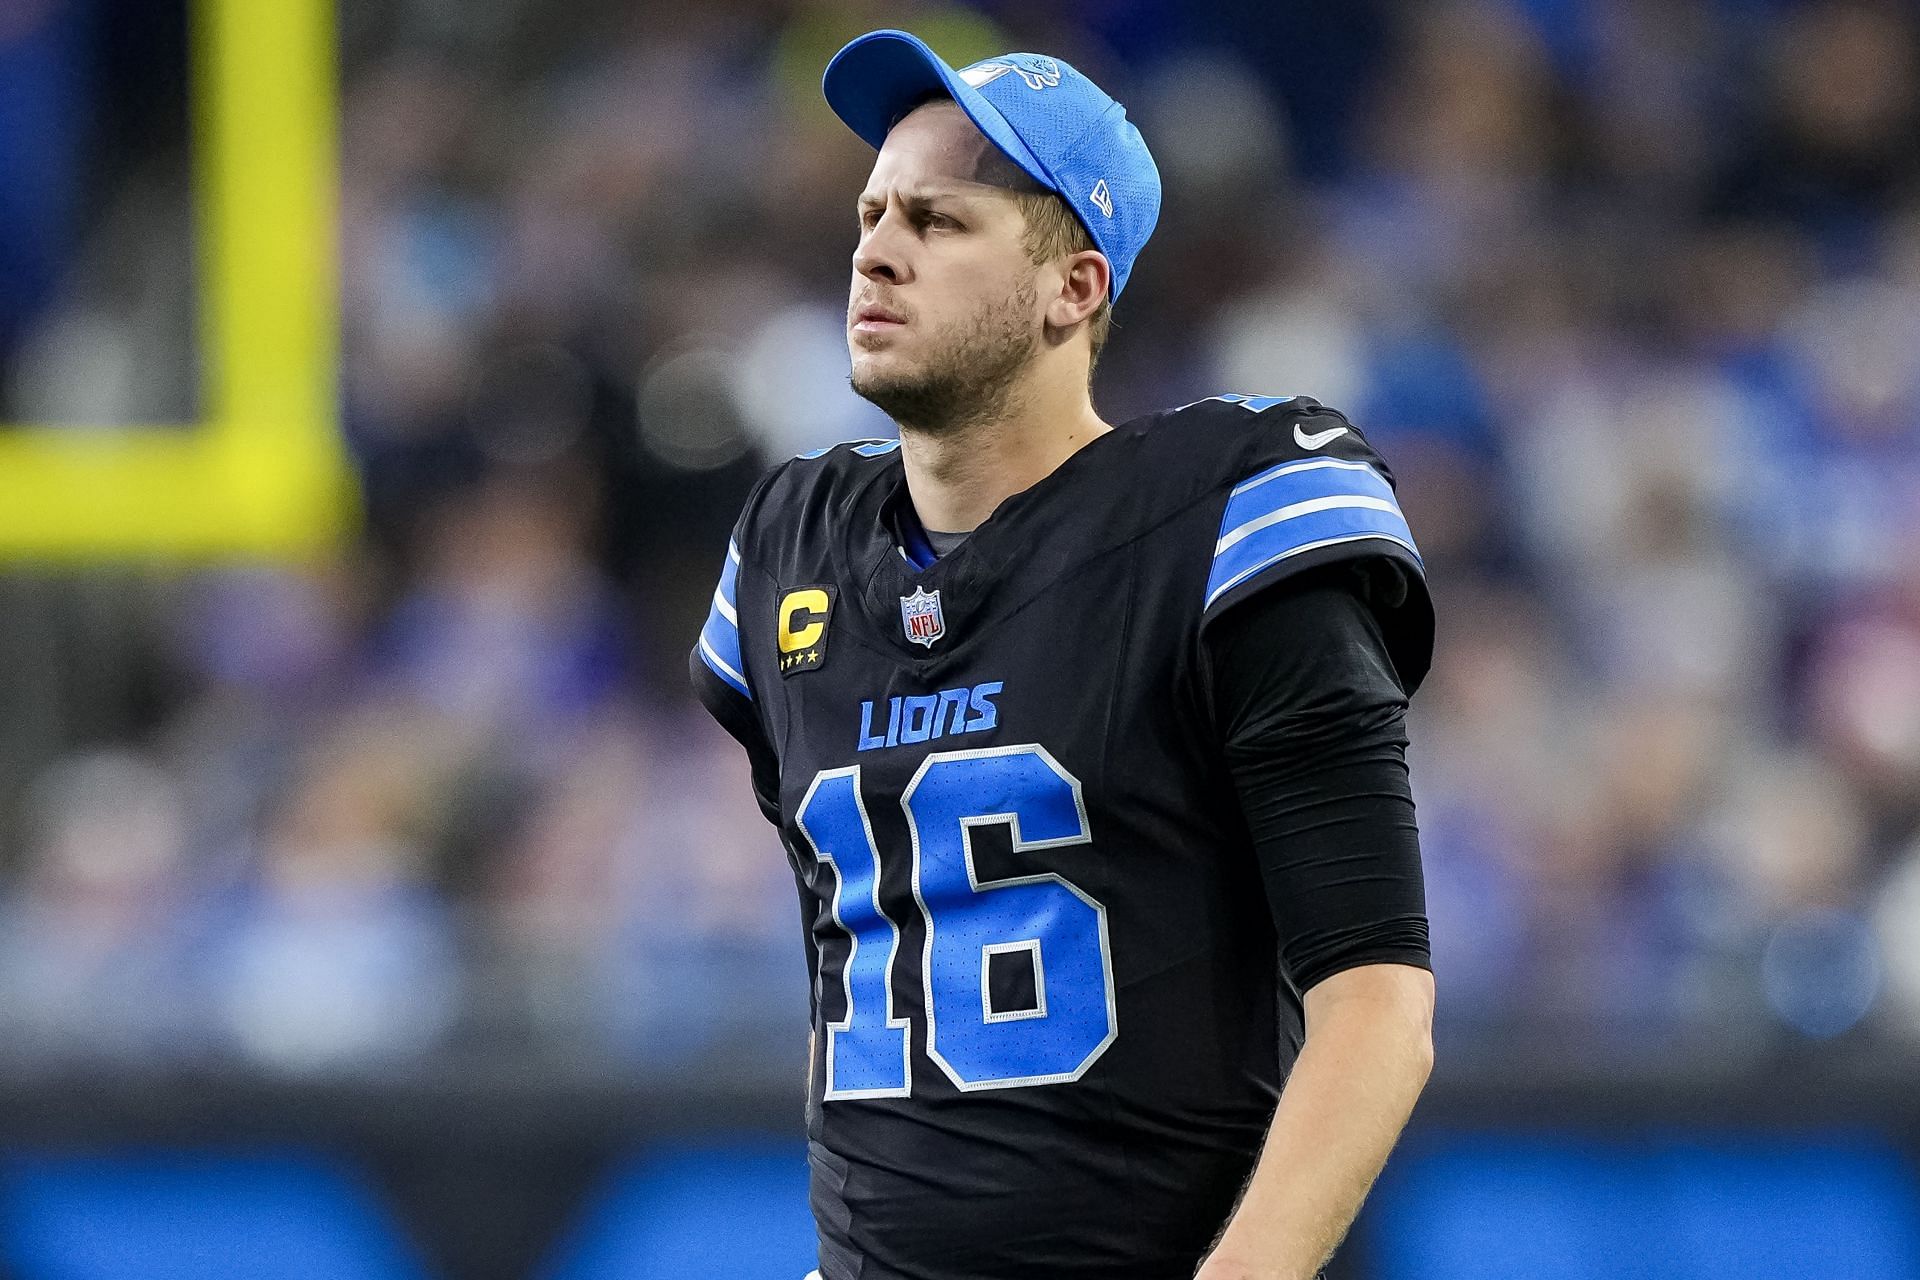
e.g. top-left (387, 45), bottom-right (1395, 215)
top-left (855, 188), bottom-right (989, 210)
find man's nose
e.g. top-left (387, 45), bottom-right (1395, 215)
top-left (853, 214), bottom-right (911, 286)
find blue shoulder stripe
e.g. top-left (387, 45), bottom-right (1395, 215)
top-left (1205, 459), bottom-right (1421, 610)
top-left (698, 540), bottom-right (751, 699)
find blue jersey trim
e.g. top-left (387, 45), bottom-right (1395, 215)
top-left (1205, 460), bottom-right (1421, 610)
top-left (698, 540), bottom-right (751, 699)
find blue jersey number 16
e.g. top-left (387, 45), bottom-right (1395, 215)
top-left (794, 745), bottom-right (1117, 1097)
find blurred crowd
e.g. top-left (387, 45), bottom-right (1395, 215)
top-left (2, 0), bottom-right (1919, 1075)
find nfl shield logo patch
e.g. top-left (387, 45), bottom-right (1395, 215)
top-left (900, 586), bottom-right (945, 648)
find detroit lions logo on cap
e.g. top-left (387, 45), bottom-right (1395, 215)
top-left (962, 55), bottom-right (1061, 91)
top-left (1008, 55), bottom-right (1062, 89)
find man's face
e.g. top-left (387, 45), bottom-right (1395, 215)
top-left (847, 99), bottom-right (1049, 431)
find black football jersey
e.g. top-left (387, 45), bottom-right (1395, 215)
top-left (691, 394), bottom-right (1432, 1280)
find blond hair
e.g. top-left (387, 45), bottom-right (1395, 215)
top-left (1010, 190), bottom-right (1114, 376)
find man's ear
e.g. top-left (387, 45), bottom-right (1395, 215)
top-left (1044, 250), bottom-right (1110, 330)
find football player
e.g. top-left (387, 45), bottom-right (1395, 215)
top-left (693, 29), bottom-right (1436, 1280)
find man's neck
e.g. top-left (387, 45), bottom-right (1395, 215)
top-left (896, 372), bottom-right (1111, 533)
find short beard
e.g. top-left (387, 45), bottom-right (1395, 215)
top-left (850, 275), bottom-right (1038, 435)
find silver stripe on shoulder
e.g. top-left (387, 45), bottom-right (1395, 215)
top-left (1205, 532), bottom-right (1423, 610)
top-left (698, 633), bottom-right (749, 693)
top-left (1229, 456), bottom-right (1386, 500)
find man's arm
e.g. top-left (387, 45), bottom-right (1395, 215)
top-left (1196, 963), bottom-right (1434, 1279)
top-left (1197, 563), bottom-right (1437, 1279)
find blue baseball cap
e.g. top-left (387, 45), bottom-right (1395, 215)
top-left (822, 29), bottom-right (1161, 301)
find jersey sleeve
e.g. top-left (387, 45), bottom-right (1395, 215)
top-left (690, 467), bottom-right (795, 827)
top-left (692, 535), bottom-right (753, 709)
top-left (1195, 399), bottom-right (1434, 695)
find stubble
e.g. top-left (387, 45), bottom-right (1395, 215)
top-left (850, 274), bottom-right (1039, 436)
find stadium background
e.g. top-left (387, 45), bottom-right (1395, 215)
top-left (2, 0), bottom-right (1919, 1275)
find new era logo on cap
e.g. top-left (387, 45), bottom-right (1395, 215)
top-left (1090, 180), bottom-right (1113, 217)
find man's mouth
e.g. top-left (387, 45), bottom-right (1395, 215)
top-left (852, 304), bottom-right (907, 331)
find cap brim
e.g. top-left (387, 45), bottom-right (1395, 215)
top-left (822, 30), bottom-right (1058, 196)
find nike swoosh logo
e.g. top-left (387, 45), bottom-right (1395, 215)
top-left (1293, 422), bottom-right (1351, 450)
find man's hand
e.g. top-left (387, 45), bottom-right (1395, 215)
top-left (1193, 962), bottom-right (1435, 1280)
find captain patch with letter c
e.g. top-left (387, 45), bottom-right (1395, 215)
top-left (778, 586), bottom-right (835, 676)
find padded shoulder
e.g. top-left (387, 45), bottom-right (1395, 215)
top-left (1166, 395), bottom-right (1432, 693)
top-left (742, 438), bottom-right (900, 545)
top-left (1159, 394), bottom-right (1397, 485)
top-left (695, 437), bottom-right (904, 703)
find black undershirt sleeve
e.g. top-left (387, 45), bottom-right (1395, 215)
top-left (1203, 563), bottom-right (1432, 995)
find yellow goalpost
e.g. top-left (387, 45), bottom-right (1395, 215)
top-left (0, 0), bottom-right (352, 560)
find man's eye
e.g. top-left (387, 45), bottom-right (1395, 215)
top-left (857, 208), bottom-right (959, 231)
